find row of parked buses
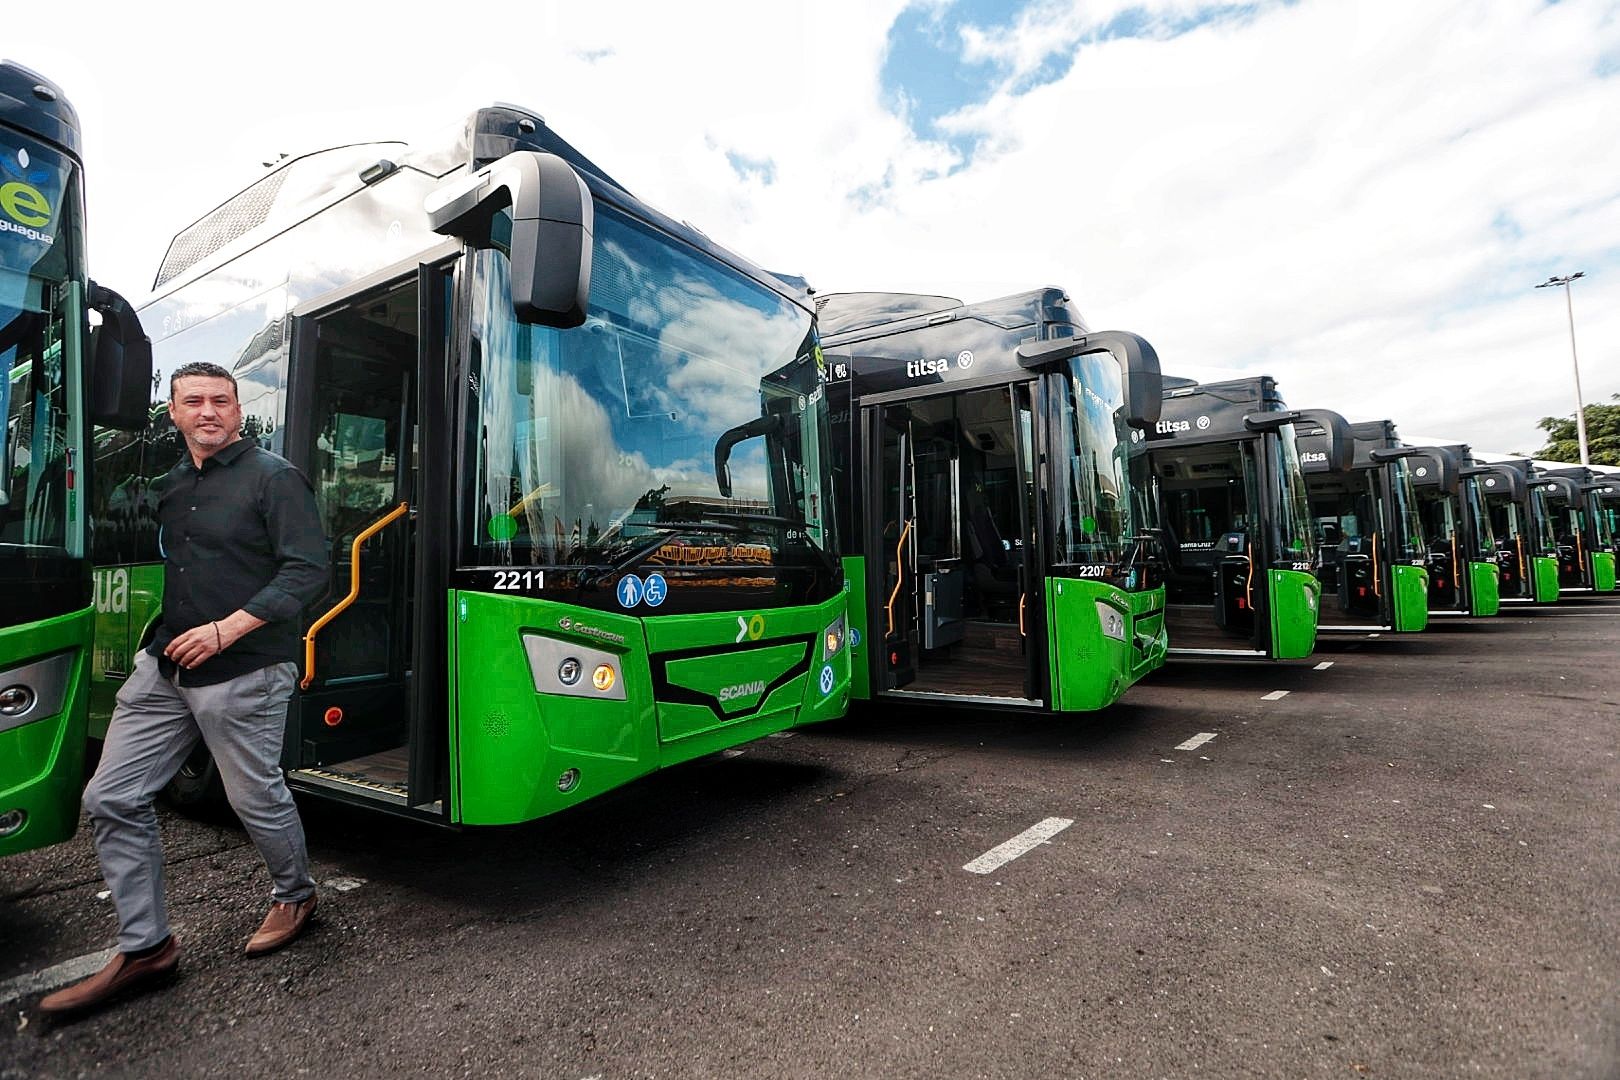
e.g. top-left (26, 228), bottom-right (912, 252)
top-left (3, 77), bottom-right (1615, 856)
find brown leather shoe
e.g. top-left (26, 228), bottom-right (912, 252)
top-left (38, 936), bottom-right (181, 1015)
top-left (245, 895), bottom-right (317, 957)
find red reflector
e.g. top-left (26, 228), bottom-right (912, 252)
top-left (1237, 598), bottom-right (1247, 609)
top-left (323, 706), bottom-right (343, 727)
top-left (889, 651), bottom-right (899, 666)
top-left (1357, 587), bottom-right (1367, 596)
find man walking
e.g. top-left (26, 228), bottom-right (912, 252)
top-left (41, 362), bottom-right (330, 1015)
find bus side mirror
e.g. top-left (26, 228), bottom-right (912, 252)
top-left (87, 283), bottom-right (153, 431)
top-left (1016, 330), bottom-right (1162, 428)
top-left (1372, 445), bottom-right (1460, 492)
top-left (426, 150), bottom-right (593, 328)
top-left (1291, 408), bottom-right (1354, 473)
top-left (714, 414), bottom-right (782, 498)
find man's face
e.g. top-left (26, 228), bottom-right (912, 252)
top-left (170, 375), bottom-right (242, 453)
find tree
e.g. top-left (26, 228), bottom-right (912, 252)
top-left (1534, 393), bottom-right (1620, 465)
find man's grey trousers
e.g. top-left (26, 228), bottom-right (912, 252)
top-left (83, 649), bottom-right (315, 951)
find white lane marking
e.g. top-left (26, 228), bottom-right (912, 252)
top-left (1262, 690), bottom-right (1290, 701)
top-left (1533, 613), bottom-right (1620, 617)
top-left (963, 817), bottom-right (1074, 875)
top-left (1175, 732), bottom-right (1217, 751)
top-left (1314, 661), bottom-right (1334, 671)
top-left (1368, 633), bottom-right (1382, 638)
top-left (0, 948), bottom-right (117, 1006)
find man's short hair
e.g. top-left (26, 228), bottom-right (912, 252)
top-left (169, 362), bottom-right (238, 400)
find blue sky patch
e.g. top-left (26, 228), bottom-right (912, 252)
top-left (881, 1), bottom-right (1272, 160)
top-left (726, 150), bottom-right (777, 185)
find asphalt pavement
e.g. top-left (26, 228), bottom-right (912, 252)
top-left (3, 599), bottom-right (1617, 1079)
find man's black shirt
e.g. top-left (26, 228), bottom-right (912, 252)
top-left (146, 438), bottom-right (330, 686)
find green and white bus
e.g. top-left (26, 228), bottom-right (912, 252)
top-left (1, 61), bottom-right (149, 856)
top-left (1401, 445), bottom-right (1501, 618)
top-left (89, 104), bottom-right (848, 826)
top-left (1469, 459), bottom-right (1559, 604)
top-left (818, 289), bottom-right (1166, 712)
top-left (1134, 375), bottom-right (1350, 660)
top-left (1532, 466), bottom-right (1617, 594)
top-left (1297, 419), bottom-right (1430, 633)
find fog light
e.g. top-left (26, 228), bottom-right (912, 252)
top-left (0, 808), bottom-right (25, 838)
top-left (0, 685), bottom-right (36, 717)
top-left (558, 657), bottom-right (582, 685)
top-left (592, 664), bottom-right (616, 692)
top-left (1095, 600), bottom-right (1127, 642)
top-left (557, 768), bottom-right (581, 793)
top-left (825, 631), bottom-right (841, 654)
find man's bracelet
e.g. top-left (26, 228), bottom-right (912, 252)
top-left (214, 622), bottom-right (223, 652)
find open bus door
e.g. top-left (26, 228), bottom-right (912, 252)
top-left (864, 382), bottom-right (1044, 704)
top-left (279, 264), bottom-right (452, 821)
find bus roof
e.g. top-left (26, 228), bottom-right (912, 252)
top-left (146, 103), bottom-right (805, 310)
top-left (818, 287), bottom-right (1085, 398)
top-left (1139, 374), bottom-right (1285, 447)
top-left (0, 60), bottom-right (80, 157)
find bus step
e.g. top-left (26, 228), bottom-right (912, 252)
top-left (289, 766), bottom-right (409, 806)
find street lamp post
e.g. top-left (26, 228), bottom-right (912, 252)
top-left (1535, 271), bottom-right (1588, 466)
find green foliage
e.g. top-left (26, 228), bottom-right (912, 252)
top-left (1535, 393), bottom-right (1620, 465)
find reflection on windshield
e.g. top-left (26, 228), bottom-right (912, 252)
top-left (1052, 352), bottom-right (1129, 564)
top-left (1388, 460), bottom-right (1426, 559)
top-left (469, 205), bottom-right (832, 570)
top-left (1272, 423), bottom-right (1316, 565)
top-left (2, 136), bottom-right (80, 559)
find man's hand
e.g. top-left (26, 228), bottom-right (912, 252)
top-left (164, 610), bottom-right (266, 669)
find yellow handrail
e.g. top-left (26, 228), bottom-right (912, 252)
top-left (885, 519), bottom-right (913, 637)
top-left (300, 502), bottom-right (410, 690)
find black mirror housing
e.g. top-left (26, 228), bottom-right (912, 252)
top-left (87, 282), bottom-right (153, 431)
top-left (1015, 330), bottom-right (1162, 428)
top-left (427, 150), bottom-right (593, 328)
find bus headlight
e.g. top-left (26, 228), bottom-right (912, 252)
top-left (1095, 601), bottom-right (1127, 642)
top-left (821, 615), bottom-right (846, 660)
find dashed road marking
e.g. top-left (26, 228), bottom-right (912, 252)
top-left (0, 948), bottom-right (117, 1006)
top-left (1175, 732), bottom-right (1217, 751)
top-left (1314, 661), bottom-right (1334, 671)
top-left (1261, 690), bottom-right (1290, 701)
top-left (963, 817), bottom-right (1073, 875)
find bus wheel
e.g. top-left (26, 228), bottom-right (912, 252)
top-left (161, 744), bottom-right (227, 815)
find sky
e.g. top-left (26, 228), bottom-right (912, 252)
top-left (10, 0), bottom-right (1619, 456)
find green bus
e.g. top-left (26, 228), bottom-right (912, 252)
top-left (1297, 419), bottom-right (1430, 633)
top-left (1401, 445), bottom-right (1501, 617)
top-left (1532, 466), bottom-right (1617, 594)
top-left (818, 289), bottom-right (1166, 712)
top-left (89, 104), bottom-right (848, 826)
top-left (1469, 460), bottom-right (1559, 604)
top-left (1134, 375), bottom-right (1350, 660)
top-left (1, 61), bottom-right (150, 856)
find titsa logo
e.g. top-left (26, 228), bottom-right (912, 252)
top-left (1, 147), bottom-right (53, 239)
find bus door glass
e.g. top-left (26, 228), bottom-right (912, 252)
top-left (873, 400), bottom-right (918, 689)
top-left (288, 279), bottom-right (419, 791)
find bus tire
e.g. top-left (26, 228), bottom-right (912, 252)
top-left (160, 744), bottom-right (228, 816)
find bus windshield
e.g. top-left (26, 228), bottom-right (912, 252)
top-left (1271, 423), bottom-right (1316, 566)
top-left (1050, 350), bottom-right (1130, 567)
top-left (2, 133), bottom-right (82, 575)
top-left (1463, 478), bottom-right (1495, 554)
top-left (467, 205), bottom-right (834, 572)
top-left (1386, 458), bottom-right (1426, 560)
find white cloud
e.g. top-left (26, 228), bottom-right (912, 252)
top-left (10, 0), bottom-right (1618, 458)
